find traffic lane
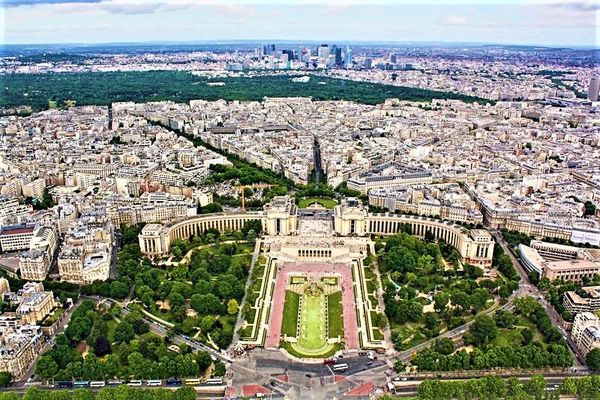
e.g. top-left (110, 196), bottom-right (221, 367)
top-left (335, 357), bottom-right (387, 376)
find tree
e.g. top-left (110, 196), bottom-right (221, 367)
top-left (524, 375), bottom-right (547, 400)
top-left (190, 293), bottom-right (225, 315)
top-left (114, 321), bottom-right (135, 343)
top-left (0, 372), bottom-right (11, 387)
top-left (109, 281), bottom-right (129, 300)
top-left (586, 348), bottom-right (600, 371)
top-left (433, 293), bottom-right (449, 313)
top-left (521, 328), bottom-right (534, 345)
top-left (433, 338), bottom-right (454, 355)
top-left (196, 351), bottom-right (212, 372)
top-left (227, 299), bottom-right (239, 315)
top-left (212, 361), bottom-right (226, 377)
top-left (465, 315), bottom-right (497, 346)
top-left (35, 356), bottom-right (58, 381)
top-left (174, 387), bottom-right (197, 400)
top-left (93, 336), bottom-right (112, 357)
top-left (514, 296), bottom-right (539, 317)
top-left (246, 229), bottom-right (257, 242)
top-left (72, 389), bottom-right (95, 400)
top-left (494, 309), bottom-right (517, 328)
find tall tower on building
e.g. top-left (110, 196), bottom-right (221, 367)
top-left (317, 44), bottom-right (329, 60)
top-left (334, 47), bottom-right (342, 66)
top-left (343, 45), bottom-right (353, 68)
top-left (588, 76), bottom-right (600, 101)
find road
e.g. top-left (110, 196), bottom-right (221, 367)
top-left (490, 230), bottom-right (587, 368)
top-left (312, 136), bottom-right (323, 185)
top-left (389, 374), bottom-right (588, 397)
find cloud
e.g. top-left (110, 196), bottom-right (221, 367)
top-left (213, 4), bottom-right (257, 21)
top-left (2, 0), bottom-right (101, 5)
top-left (99, 1), bottom-right (162, 14)
top-left (438, 15), bottom-right (468, 26)
top-left (550, 1), bottom-right (600, 12)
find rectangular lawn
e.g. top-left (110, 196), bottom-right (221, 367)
top-left (327, 291), bottom-right (344, 338)
top-left (281, 290), bottom-right (300, 337)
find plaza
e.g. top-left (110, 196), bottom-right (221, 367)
top-left (138, 195), bottom-right (495, 360)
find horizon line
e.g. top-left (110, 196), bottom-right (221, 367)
top-left (2, 39), bottom-right (598, 50)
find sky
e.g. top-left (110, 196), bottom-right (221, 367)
top-left (0, 0), bottom-right (598, 47)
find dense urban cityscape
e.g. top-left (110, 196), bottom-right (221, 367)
top-left (1, 0), bottom-right (599, 399)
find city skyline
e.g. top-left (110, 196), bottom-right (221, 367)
top-left (2, 0), bottom-right (599, 47)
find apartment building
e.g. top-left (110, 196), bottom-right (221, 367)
top-left (14, 282), bottom-right (56, 325)
top-left (0, 198), bottom-right (30, 225)
top-left (0, 325), bottom-right (44, 379)
top-left (563, 286), bottom-right (600, 314)
top-left (347, 162), bottom-right (433, 194)
top-left (17, 225), bottom-right (58, 281)
top-left (57, 213), bottom-right (113, 284)
top-left (572, 312), bottom-right (600, 356)
top-left (0, 225), bottom-right (35, 253)
top-left (21, 179), bottom-right (45, 201)
top-left (369, 185), bottom-right (483, 225)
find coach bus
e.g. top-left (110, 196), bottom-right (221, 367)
top-left (332, 363), bottom-right (348, 372)
top-left (90, 381), bottom-right (106, 388)
top-left (206, 378), bottom-right (223, 385)
top-left (127, 380), bottom-right (143, 386)
top-left (55, 381), bottom-right (73, 389)
top-left (73, 381), bottom-right (90, 388)
top-left (184, 378), bottom-right (201, 386)
top-left (107, 380), bottom-right (123, 386)
top-left (146, 380), bottom-right (162, 386)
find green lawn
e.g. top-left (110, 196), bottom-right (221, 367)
top-left (327, 291), bottom-right (344, 338)
top-left (281, 291), bottom-right (300, 337)
top-left (40, 307), bottom-right (64, 327)
top-left (297, 197), bottom-right (338, 209)
top-left (297, 292), bottom-right (327, 350)
top-left (106, 319), bottom-right (118, 343)
top-left (491, 328), bottom-right (525, 347)
top-left (280, 340), bottom-right (342, 359)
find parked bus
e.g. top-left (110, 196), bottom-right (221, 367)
top-left (184, 378), bottom-right (201, 386)
top-left (206, 378), bottom-right (223, 385)
top-left (55, 381), bottom-right (73, 389)
top-left (107, 380), bottom-right (123, 386)
top-left (127, 380), bottom-right (143, 386)
top-left (90, 381), bottom-right (106, 388)
top-left (73, 381), bottom-right (90, 388)
top-left (146, 380), bottom-right (162, 386)
top-left (332, 363), bottom-right (348, 372)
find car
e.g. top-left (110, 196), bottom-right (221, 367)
top-left (366, 361), bottom-right (373, 366)
top-left (166, 378), bottom-right (182, 386)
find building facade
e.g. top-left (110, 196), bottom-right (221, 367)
top-left (572, 312), bottom-right (600, 355)
top-left (0, 325), bottom-right (44, 379)
top-left (139, 196), bottom-right (495, 267)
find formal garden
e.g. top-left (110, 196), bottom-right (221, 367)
top-left (279, 282), bottom-right (345, 359)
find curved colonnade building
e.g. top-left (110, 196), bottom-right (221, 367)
top-left (139, 196), bottom-right (494, 267)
